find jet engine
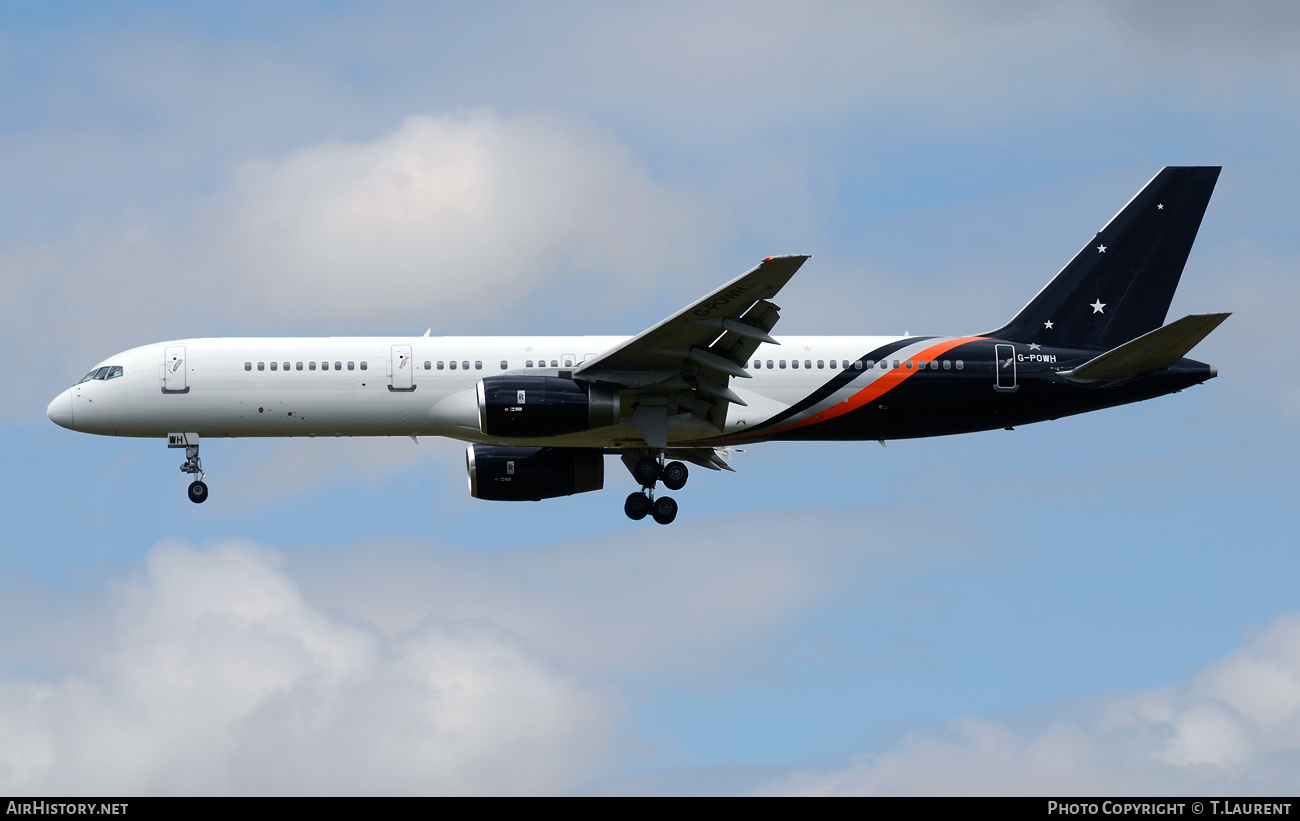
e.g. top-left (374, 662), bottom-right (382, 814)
top-left (466, 445), bottom-right (604, 501)
top-left (476, 376), bottom-right (620, 437)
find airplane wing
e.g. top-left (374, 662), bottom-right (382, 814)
top-left (575, 254), bottom-right (810, 446)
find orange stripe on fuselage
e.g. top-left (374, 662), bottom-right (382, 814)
top-left (746, 336), bottom-right (984, 438)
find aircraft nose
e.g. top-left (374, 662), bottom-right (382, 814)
top-left (47, 390), bottom-right (73, 429)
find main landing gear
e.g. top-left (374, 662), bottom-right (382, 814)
top-left (624, 454), bottom-right (688, 525)
top-left (169, 432), bottom-right (208, 504)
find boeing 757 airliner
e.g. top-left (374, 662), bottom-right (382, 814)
top-left (48, 167), bottom-right (1227, 524)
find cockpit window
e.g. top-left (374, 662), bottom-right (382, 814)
top-left (77, 365), bottom-right (122, 384)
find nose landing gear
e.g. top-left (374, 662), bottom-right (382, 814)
top-left (168, 432), bottom-right (208, 504)
top-left (187, 478), bottom-right (208, 504)
top-left (624, 453), bottom-right (688, 524)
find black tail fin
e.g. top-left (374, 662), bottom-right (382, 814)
top-left (988, 166), bottom-right (1220, 349)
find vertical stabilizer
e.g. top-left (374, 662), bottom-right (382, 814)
top-left (988, 166), bottom-right (1220, 349)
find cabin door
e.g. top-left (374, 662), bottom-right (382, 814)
top-left (389, 345), bottom-right (415, 391)
top-left (163, 346), bottom-right (188, 393)
top-left (994, 344), bottom-right (1018, 392)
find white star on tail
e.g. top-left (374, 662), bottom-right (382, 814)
top-left (1028, 343), bottom-right (1041, 351)
top-left (1097, 244), bottom-right (1107, 253)
top-left (1044, 320), bottom-right (1054, 329)
top-left (1091, 299), bottom-right (1106, 314)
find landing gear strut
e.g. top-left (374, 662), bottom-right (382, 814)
top-left (169, 432), bottom-right (208, 504)
top-left (623, 453), bottom-right (688, 524)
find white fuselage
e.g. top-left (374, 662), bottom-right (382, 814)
top-left (47, 334), bottom-right (931, 447)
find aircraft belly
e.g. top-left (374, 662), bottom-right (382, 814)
top-left (766, 366), bottom-right (1213, 442)
top-left (140, 383), bottom-right (456, 438)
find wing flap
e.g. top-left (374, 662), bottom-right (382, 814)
top-left (663, 447), bottom-right (740, 472)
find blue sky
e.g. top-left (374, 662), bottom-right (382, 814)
top-left (2, 1), bottom-right (1299, 795)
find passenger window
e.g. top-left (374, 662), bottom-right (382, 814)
top-left (854, 360), bottom-right (863, 370)
top-left (551, 360), bottom-right (558, 368)
top-left (437, 361), bottom-right (444, 370)
top-left (805, 360), bottom-right (811, 369)
top-left (767, 360), bottom-right (774, 368)
top-left (244, 362), bottom-right (252, 371)
top-left (106, 366), bottom-right (123, 380)
top-left (817, 360), bottom-right (824, 369)
top-left (309, 362), bottom-right (317, 371)
top-left (347, 361), bottom-right (354, 371)
top-left (905, 360), bottom-right (913, 370)
top-left (283, 362), bottom-right (290, 371)
top-left (322, 362), bottom-right (329, 371)
top-left (475, 361), bottom-right (482, 370)
top-left (335, 362), bottom-right (342, 371)
top-left (943, 360), bottom-right (951, 370)
top-left (258, 362), bottom-right (265, 371)
top-left (843, 360), bottom-right (851, 369)
top-left (791, 360), bottom-right (798, 369)
top-left (424, 361), bottom-right (431, 370)
top-left (930, 360), bottom-right (938, 370)
top-left (270, 362), bottom-right (278, 371)
top-left (296, 362), bottom-right (303, 371)
top-left (563, 359), bottom-right (573, 368)
top-left (360, 362), bottom-right (367, 370)
top-left (525, 360), bottom-right (533, 368)
top-left (449, 361), bottom-right (457, 370)
top-left (500, 360), bottom-right (508, 370)
top-left (779, 360), bottom-right (786, 369)
top-left (829, 360), bottom-right (837, 369)
top-left (956, 360), bottom-right (964, 370)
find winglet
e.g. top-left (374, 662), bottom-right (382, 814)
top-left (1059, 312), bottom-right (1230, 382)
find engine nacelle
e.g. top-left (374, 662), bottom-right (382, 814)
top-left (466, 445), bottom-right (604, 501)
top-left (476, 376), bottom-right (620, 437)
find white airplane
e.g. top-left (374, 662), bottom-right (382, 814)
top-left (48, 167), bottom-right (1228, 524)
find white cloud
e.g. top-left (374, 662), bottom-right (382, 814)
top-left (290, 508), bottom-right (935, 680)
top-left (186, 109), bottom-right (708, 326)
top-left (0, 108), bottom-right (710, 423)
top-left (0, 540), bottom-right (617, 795)
top-left (758, 613), bottom-right (1300, 795)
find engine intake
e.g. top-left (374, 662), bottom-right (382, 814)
top-left (477, 376), bottom-right (620, 437)
top-left (466, 445), bottom-right (604, 501)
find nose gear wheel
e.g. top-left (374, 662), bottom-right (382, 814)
top-left (178, 441), bottom-right (208, 504)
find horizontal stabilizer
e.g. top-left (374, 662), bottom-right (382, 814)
top-left (1060, 312), bottom-right (1230, 382)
